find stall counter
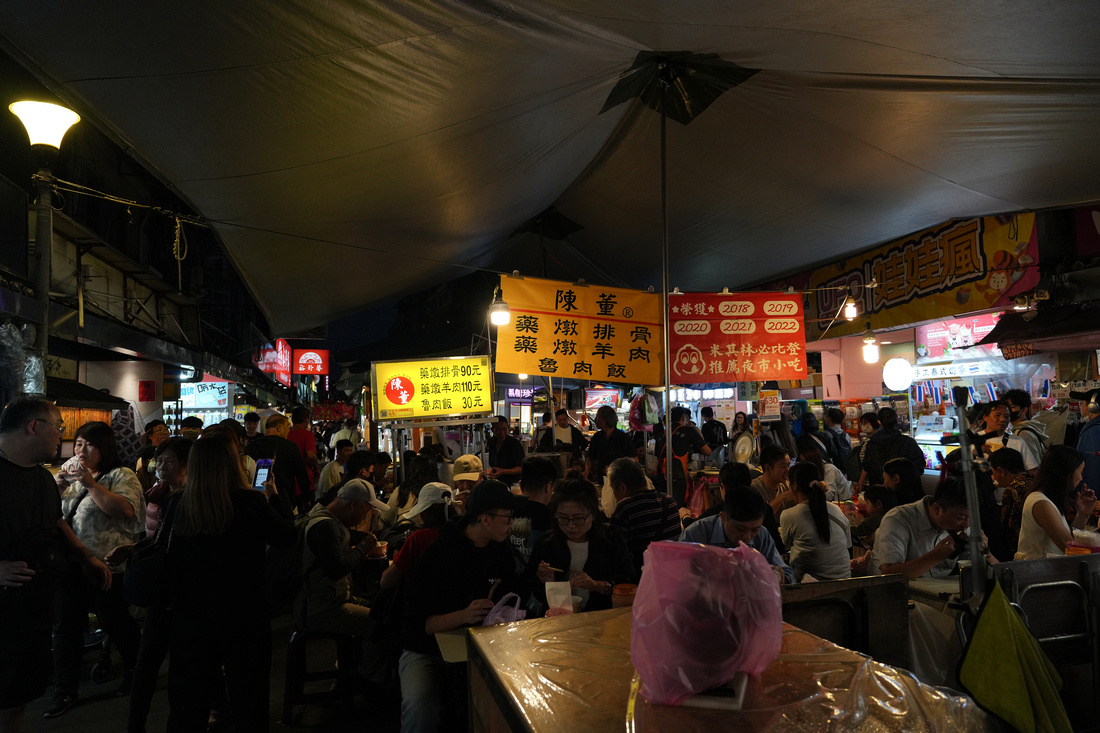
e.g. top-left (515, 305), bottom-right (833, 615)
top-left (467, 608), bottom-right (994, 733)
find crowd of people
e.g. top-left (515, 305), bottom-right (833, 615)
top-left (3, 389), bottom-right (1099, 732)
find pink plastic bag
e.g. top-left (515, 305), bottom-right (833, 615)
top-left (630, 540), bottom-right (783, 705)
top-left (482, 592), bottom-right (527, 626)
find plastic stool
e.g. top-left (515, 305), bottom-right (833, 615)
top-left (281, 628), bottom-right (358, 722)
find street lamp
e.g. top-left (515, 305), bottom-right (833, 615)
top-left (489, 287), bottom-right (510, 326)
top-left (9, 101), bottom-right (80, 394)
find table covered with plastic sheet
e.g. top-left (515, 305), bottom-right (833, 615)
top-left (466, 608), bottom-right (995, 733)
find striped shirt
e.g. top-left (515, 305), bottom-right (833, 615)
top-left (610, 491), bottom-right (682, 574)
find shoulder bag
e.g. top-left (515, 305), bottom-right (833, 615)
top-left (124, 500), bottom-right (173, 607)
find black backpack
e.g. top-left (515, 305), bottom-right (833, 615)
top-left (860, 434), bottom-right (907, 485)
top-left (263, 512), bottom-right (331, 611)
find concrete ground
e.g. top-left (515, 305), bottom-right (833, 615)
top-left (20, 613), bottom-right (403, 732)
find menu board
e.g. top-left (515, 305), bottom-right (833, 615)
top-left (372, 356), bottom-right (493, 421)
top-left (494, 276), bottom-right (663, 385)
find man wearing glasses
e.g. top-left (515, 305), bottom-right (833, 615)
top-left (0, 398), bottom-right (110, 732)
top-left (398, 480), bottom-right (520, 732)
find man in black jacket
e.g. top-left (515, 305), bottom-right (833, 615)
top-left (398, 480), bottom-right (519, 732)
top-left (246, 413), bottom-right (311, 518)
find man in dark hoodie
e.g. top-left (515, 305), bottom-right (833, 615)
top-left (398, 480), bottom-right (519, 732)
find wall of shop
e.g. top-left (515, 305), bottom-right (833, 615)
top-left (81, 360), bottom-right (164, 422)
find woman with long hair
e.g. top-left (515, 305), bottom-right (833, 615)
top-left (47, 421), bottom-right (145, 717)
top-left (779, 463), bottom-right (852, 581)
top-left (766, 417), bottom-right (798, 458)
top-left (796, 438), bottom-right (851, 501)
top-left (1016, 445), bottom-right (1097, 560)
top-left (384, 454), bottom-right (438, 524)
top-left (731, 411), bottom-right (749, 438)
top-left (526, 477), bottom-right (635, 612)
top-left (881, 457), bottom-right (924, 504)
top-left (166, 433), bottom-right (294, 731)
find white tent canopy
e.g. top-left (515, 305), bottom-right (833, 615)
top-left (2, 2), bottom-right (1099, 333)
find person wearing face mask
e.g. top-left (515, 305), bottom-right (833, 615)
top-left (1002, 389), bottom-right (1047, 476)
top-left (1016, 445), bottom-right (1097, 560)
top-left (977, 401), bottom-right (1038, 474)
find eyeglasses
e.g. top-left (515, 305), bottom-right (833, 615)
top-left (555, 513), bottom-right (591, 526)
top-left (33, 418), bottom-right (65, 435)
top-left (486, 512), bottom-right (514, 523)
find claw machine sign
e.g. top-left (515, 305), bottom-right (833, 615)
top-left (668, 292), bottom-right (807, 384)
top-left (371, 356), bottom-right (493, 421)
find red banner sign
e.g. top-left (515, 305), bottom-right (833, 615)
top-left (668, 292), bottom-right (807, 384)
top-left (254, 344), bottom-right (278, 372)
top-left (275, 339), bottom-right (292, 386)
top-left (293, 349), bottom-right (329, 375)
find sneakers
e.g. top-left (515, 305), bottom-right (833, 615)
top-left (43, 693), bottom-right (79, 718)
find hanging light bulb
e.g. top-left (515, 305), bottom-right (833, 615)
top-left (518, 373), bottom-right (528, 380)
top-left (843, 295), bottom-right (858, 321)
top-left (489, 287), bottom-right (510, 326)
top-left (862, 323), bottom-right (879, 364)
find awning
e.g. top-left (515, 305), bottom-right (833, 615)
top-left (975, 305), bottom-right (1100, 359)
top-left (47, 377), bottom-right (130, 410)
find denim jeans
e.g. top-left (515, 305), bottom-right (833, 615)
top-left (398, 649), bottom-right (446, 733)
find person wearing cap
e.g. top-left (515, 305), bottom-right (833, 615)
top-left (451, 453), bottom-right (484, 515)
top-left (538, 409), bottom-right (588, 462)
top-left (294, 478), bottom-right (383, 640)
top-left (379, 483), bottom-right (454, 592)
top-left (1074, 388), bottom-right (1100, 495)
top-left (399, 480), bottom-right (519, 732)
top-left (134, 419), bottom-right (170, 492)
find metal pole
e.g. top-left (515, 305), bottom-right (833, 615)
top-left (27, 168), bottom-right (53, 395)
top-left (950, 386), bottom-right (989, 608)
top-left (660, 79), bottom-right (675, 499)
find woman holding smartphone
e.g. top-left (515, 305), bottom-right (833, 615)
top-left (165, 432), bottom-right (294, 731)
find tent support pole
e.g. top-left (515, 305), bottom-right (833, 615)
top-left (660, 87), bottom-right (674, 499)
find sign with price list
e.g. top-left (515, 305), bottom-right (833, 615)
top-left (668, 292), bottom-right (807, 384)
top-left (371, 356), bottom-right (493, 421)
top-left (494, 276), bottom-right (664, 385)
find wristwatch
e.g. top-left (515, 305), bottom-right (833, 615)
top-left (603, 581), bottom-right (613, 595)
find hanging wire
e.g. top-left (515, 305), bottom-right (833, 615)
top-left (172, 218), bottom-right (188, 291)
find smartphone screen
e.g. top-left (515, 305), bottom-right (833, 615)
top-left (253, 458), bottom-right (274, 490)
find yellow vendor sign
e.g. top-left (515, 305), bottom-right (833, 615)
top-left (494, 275), bottom-right (664, 385)
top-left (371, 356), bottom-right (493, 421)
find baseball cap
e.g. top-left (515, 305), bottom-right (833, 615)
top-left (465, 479), bottom-right (519, 520)
top-left (144, 419), bottom-right (167, 435)
top-left (452, 454), bottom-right (483, 482)
top-left (337, 478), bottom-right (388, 511)
top-left (404, 482), bottom-right (453, 520)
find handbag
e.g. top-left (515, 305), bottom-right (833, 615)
top-left (124, 507), bottom-right (173, 607)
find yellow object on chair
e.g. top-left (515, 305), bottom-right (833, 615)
top-left (958, 581), bottom-right (1072, 733)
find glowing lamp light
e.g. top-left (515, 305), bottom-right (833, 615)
top-left (488, 288), bottom-right (510, 326)
top-left (862, 324), bottom-right (879, 364)
top-left (9, 101), bottom-right (80, 149)
top-left (518, 373), bottom-right (528, 380)
top-left (882, 357), bottom-right (914, 391)
top-left (843, 296), bottom-right (858, 321)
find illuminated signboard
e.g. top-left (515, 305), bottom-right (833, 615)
top-left (507, 387), bottom-right (534, 399)
top-left (275, 339), bottom-right (292, 386)
top-left (293, 349), bottom-right (329, 375)
top-left (371, 356), bottom-right (493, 421)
